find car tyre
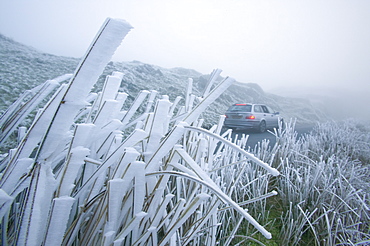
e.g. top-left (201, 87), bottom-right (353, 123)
top-left (259, 121), bottom-right (266, 133)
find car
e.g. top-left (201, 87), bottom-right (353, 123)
top-left (224, 103), bottom-right (282, 132)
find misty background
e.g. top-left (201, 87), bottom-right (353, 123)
top-left (0, 0), bottom-right (369, 121)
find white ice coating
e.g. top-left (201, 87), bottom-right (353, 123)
top-left (93, 100), bottom-right (120, 126)
top-left (66, 19), bottom-right (131, 103)
top-left (0, 80), bottom-right (58, 142)
top-left (17, 126), bottom-right (27, 143)
top-left (185, 78), bottom-right (193, 112)
top-left (144, 98), bottom-right (171, 161)
top-left (159, 193), bottom-right (211, 245)
top-left (132, 161), bottom-right (145, 215)
top-left (15, 84), bottom-right (68, 160)
top-left (105, 131), bottom-right (123, 159)
top-left (99, 74), bottom-right (123, 109)
top-left (0, 74), bottom-right (71, 143)
top-left (183, 76), bottom-right (235, 125)
top-left (202, 68), bottom-right (222, 97)
top-left (145, 90), bottom-right (158, 113)
top-left (57, 146), bottom-right (90, 196)
top-left (43, 196), bottom-right (75, 245)
top-left (105, 179), bottom-right (126, 232)
top-left (148, 170), bottom-right (273, 239)
top-left (112, 211), bottom-right (147, 245)
top-left (0, 189), bottom-right (13, 219)
top-left (103, 231), bottom-right (116, 246)
top-left (91, 119), bottom-right (123, 154)
top-left (169, 96), bottom-right (182, 117)
top-left (145, 121), bottom-right (187, 173)
top-left (136, 194), bottom-right (175, 244)
top-left (114, 92), bottom-right (128, 118)
top-left (18, 164), bottom-right (57, 245)
top-left (170, 146), bottom-right (274, 238)
top-left (74, 129), bottom-right (148, 199)
top-left (0, 158), bottom-right (33, 194)
top-left (121, 90), bottom-right (150, 127)
top-left (70, 123), bottom-right (96, 149)
top-left (185, 125), bottom-right (280, 176)
top-left (38, 18), bottom-right (132, 162)
top-left (112, 147), bottom-right (140, 179)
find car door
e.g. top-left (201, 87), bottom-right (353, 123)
top-left (261, 105), bottom-right (277, 128)
top-left (253, 105), bottom-right (264, 123)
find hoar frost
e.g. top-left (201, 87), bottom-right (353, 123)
top-left (0, 18), bottom-right (278, 246)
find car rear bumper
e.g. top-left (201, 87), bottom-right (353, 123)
top-left (224, 120), bottom-right (260, 129)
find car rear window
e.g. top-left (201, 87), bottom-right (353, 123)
top-left (228, 105), bottom-right (252, 112)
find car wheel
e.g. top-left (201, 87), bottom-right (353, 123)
top-left (259, 121), bottom-right (266, 133)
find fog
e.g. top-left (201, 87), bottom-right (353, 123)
top-left (0, 0), bottom-right (369, 121)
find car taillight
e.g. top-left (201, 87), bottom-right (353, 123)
top-left (246, 115), bottom-right (255, 119)
top-left (225, 114), bottom-right (229, 118)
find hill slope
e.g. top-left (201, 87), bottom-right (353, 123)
top-left (0, 34), bottom-right (324, 127)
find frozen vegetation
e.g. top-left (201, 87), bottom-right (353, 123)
top-left (0, 18), bottom-right (279, 245)
top-left (252, 120), bottom-right (370, 245)
top-left (0, 18), bottom-right (369, 246)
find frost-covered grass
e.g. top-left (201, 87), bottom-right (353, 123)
top-left (0, 70), bottom-right (279, 245)
top-left (1, 17), bottom-right (368, 246)
top-left (0, 18), bottom-right (278, 246)
top-left (250, 119), bottom-right (370, 245)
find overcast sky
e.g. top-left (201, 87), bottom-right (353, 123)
top-left (0, 0), bottom-right (369, 94)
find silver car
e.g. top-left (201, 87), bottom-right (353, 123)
top-left (224, 103), bottom-right (281, 132)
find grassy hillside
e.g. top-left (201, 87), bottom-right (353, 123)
top-left (0, 33), bottom-right (325, 127)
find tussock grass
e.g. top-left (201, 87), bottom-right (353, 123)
top-left (264, 119), bottom-right (370, 245)
top-left (0, 65), bottom-right (279, 245)
top-left (0, 19), bottom-right (279, 245)
top-left (0, 17), bottom-right (368, 245)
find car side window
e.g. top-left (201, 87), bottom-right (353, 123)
top-left (267, 106), bottom-right (274, 113)
top-left (254, 105), bottom-right (262, 113)
top-left (262, 106), bottom-right (269, 113)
